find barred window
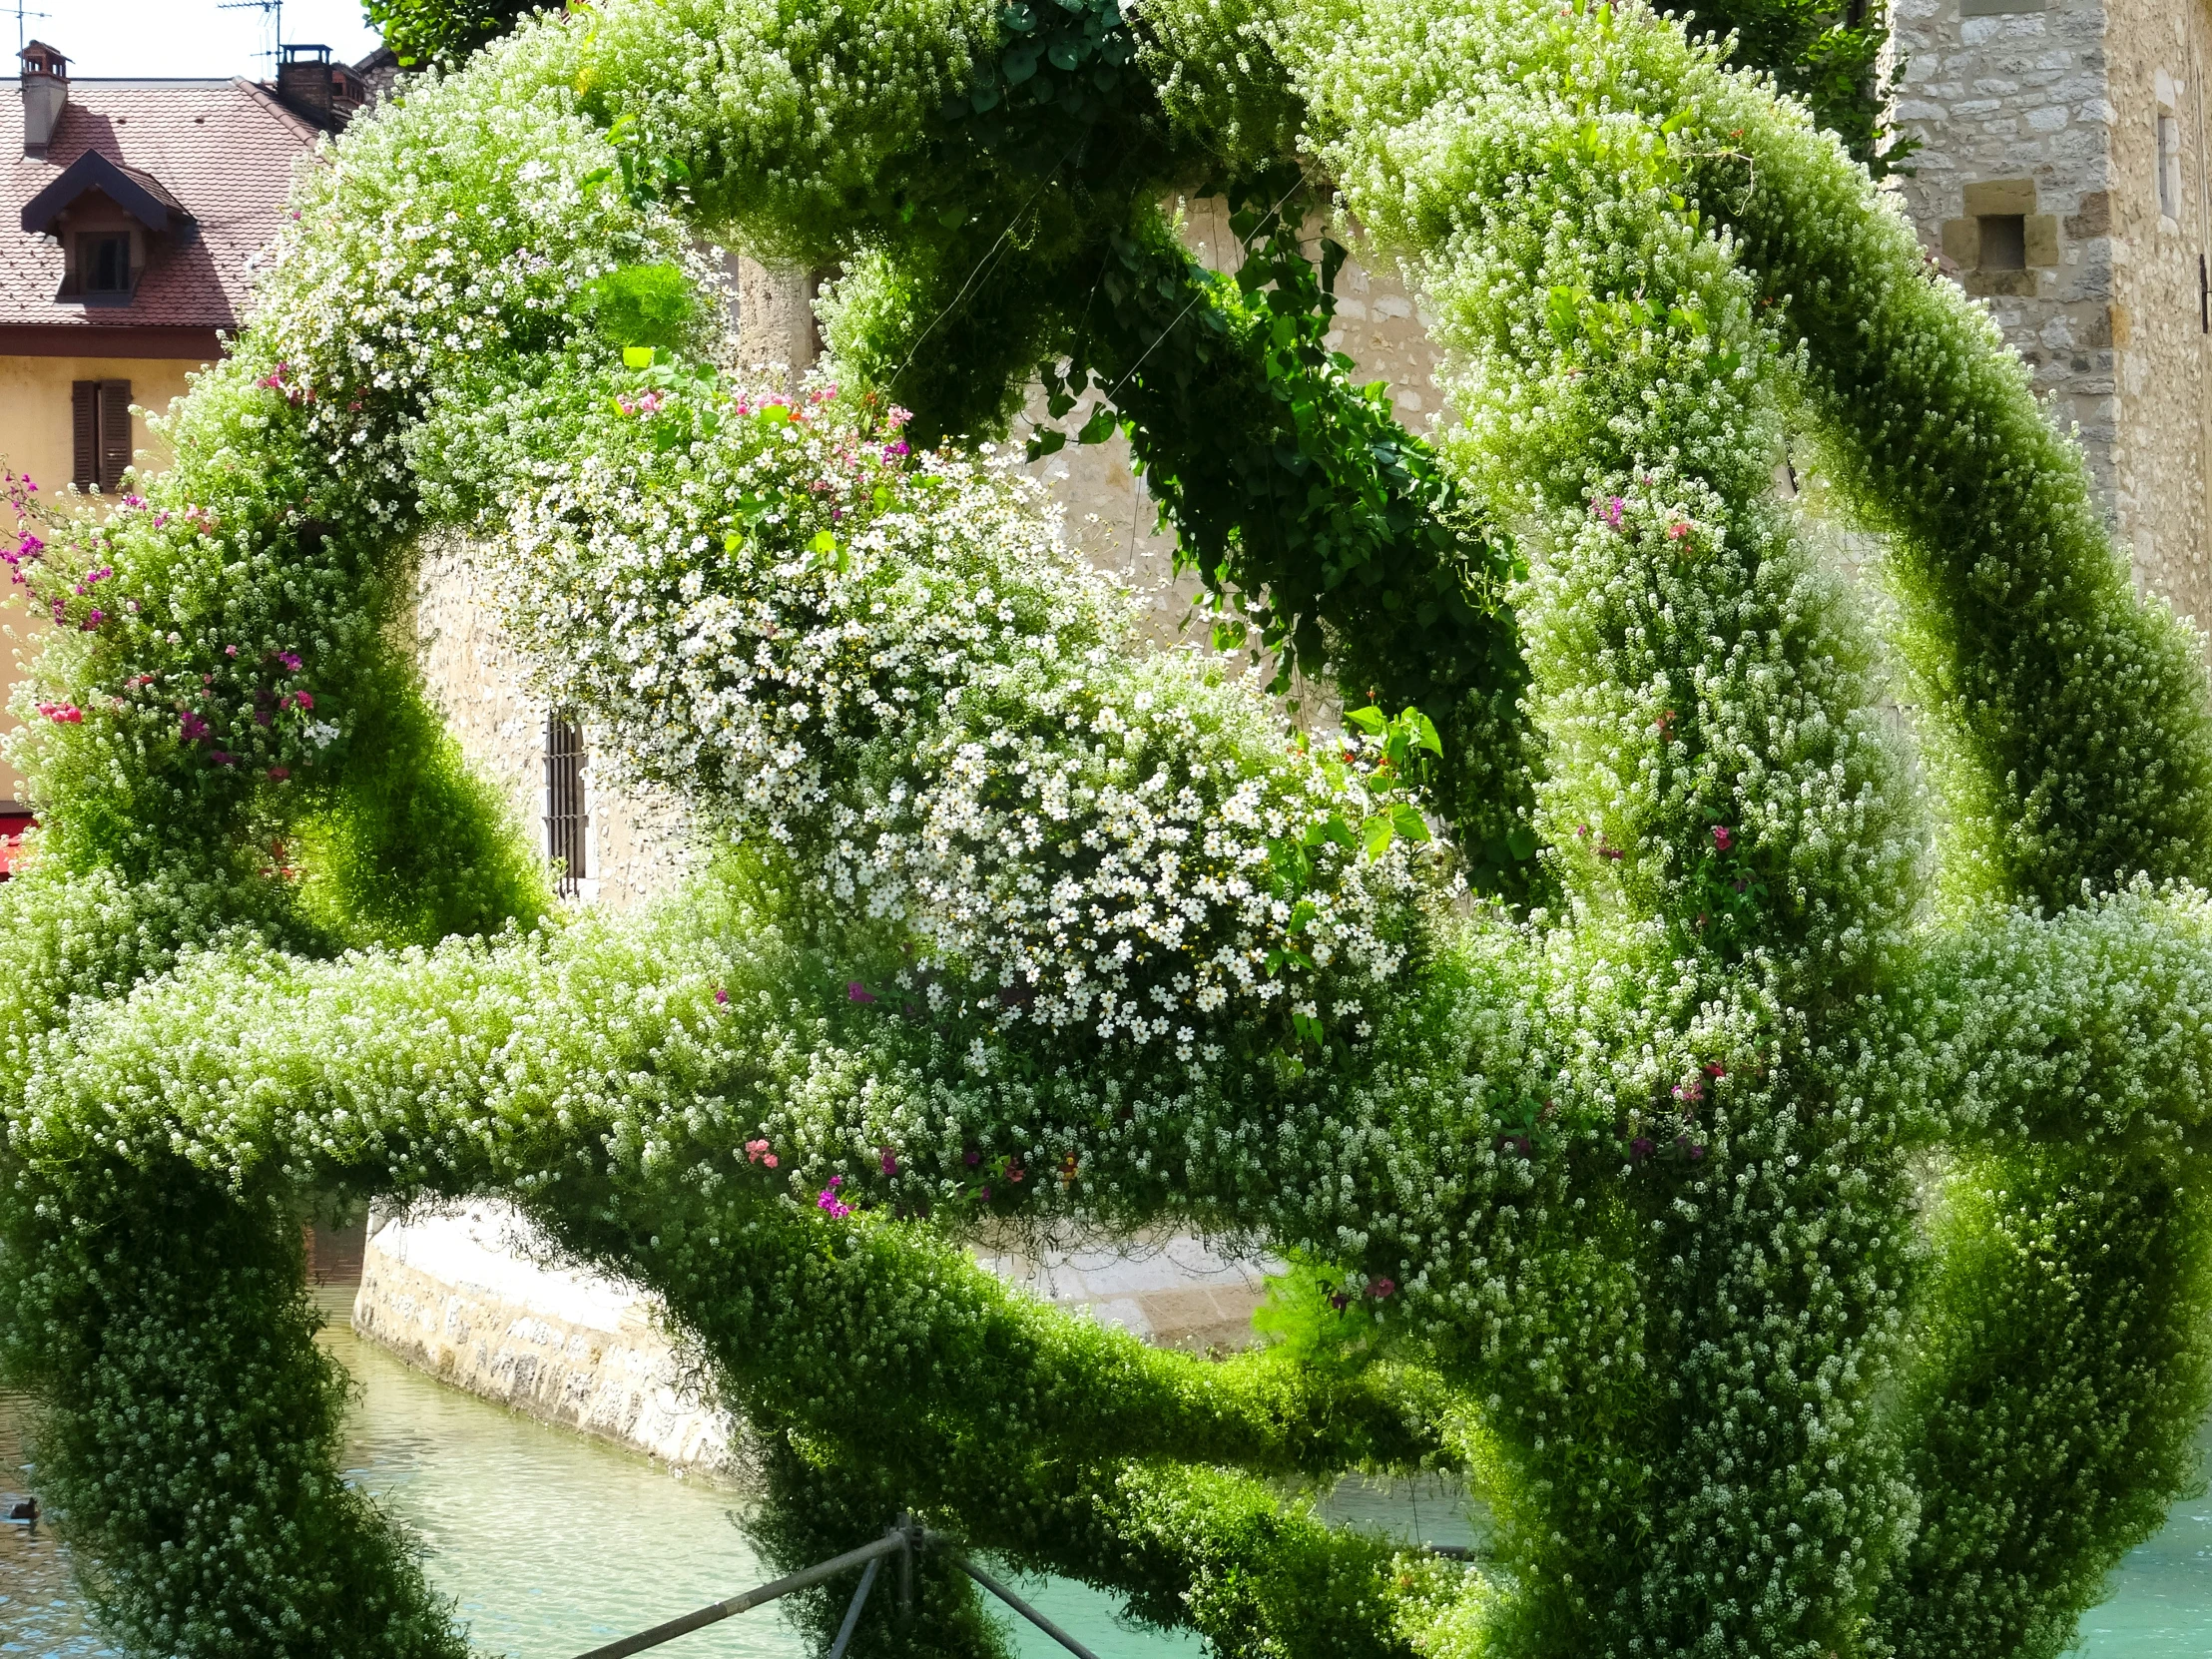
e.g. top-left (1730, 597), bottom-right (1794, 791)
top-left (544, 714), bottom-right (587, 897)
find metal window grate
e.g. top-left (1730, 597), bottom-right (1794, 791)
top-left (544, 715), bottom-right (587, 896)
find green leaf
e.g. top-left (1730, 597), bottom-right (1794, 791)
top-left (1363, 815), bottom-right (1395, 857)
top-left (1076, 403), bottom-right (1118, 444)
top-left (1025, 428), bottom-right (1068, 461)
top-left (622, 345), bottom-right (656, 370)
top-left (1506, 825), bottom-right (1539, 861)
top-left (1345, 705), bottom-right (1388, 734)
top-left (1404, 708), bottom-right (1442, 756)
top-left (1389, 802), bottom-right (1432, 842)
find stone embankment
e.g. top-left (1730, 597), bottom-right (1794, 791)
top-left (351, 1203), bottom-right (1274, 1470)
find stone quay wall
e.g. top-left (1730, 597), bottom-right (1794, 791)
top-left (351, 1202), bottom-right (1279, 1468)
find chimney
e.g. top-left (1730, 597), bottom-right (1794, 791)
top-left (276, 43), bottom-right (333, 127)
top-left (20, 41), bottom-right (68, 160)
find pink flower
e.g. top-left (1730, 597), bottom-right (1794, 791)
top-left (847, 980), bottom-right (877, 1003)
top-left (1368, 1278), bottom-right (1396, 1300)
top-left (745, 1138), bottom-right (771, 1163)
top-left (1667, 520), bottom-right (1693, 540)
top-left (287, 690), bottom-right (315, 711)
top-left (277, 651), bottom-right (302, 673)
top-left (1711, 825), bottom-right (1734, 852)
top-left (36, 701), bottom-right (81, 724)
top-left (879, 1150), bottom-right (897, 1175)
top-left (208, 750), bottom-right (236, 767)
top-left (816, 1176), bottom-right (852, 1219)
top-left (79, 609), bottom-right (103, 630)
top-left (714, 987), bottom-right (730, 1005)
top-left (225, 644), bottom-right (239, 658)
top-left (267, 766), bottom-right (289, 781)
top-left (179, 711), bottom-right (211, 742)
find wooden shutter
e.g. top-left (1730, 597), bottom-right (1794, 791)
top-left (71, 380), bottom-right (96, 488)
top-left (96, 380), bottom-right (132, 492)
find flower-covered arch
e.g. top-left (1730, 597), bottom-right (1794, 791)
top-left (7, 2), bottom-right (2212, 1657)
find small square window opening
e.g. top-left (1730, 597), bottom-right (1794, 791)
top-left (79, 234), bottom-right (130, 294)
top-left (1979, 214), bottom-right (2027, 270)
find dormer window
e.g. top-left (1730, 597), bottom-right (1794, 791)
top-left (20, 151), bottom-right (192, 306)
top-left (79, 232), bottom-right (129, 293)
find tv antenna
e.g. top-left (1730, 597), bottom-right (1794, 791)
top-left (13, 2), bottom-right (52, 54)
top-left (217, 0), bottom-right (282, 68)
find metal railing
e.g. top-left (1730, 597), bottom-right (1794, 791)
top-left (573, 1515), bottom-right (1105, 1659)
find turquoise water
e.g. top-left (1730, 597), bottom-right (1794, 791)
top-left (10, 1313), bottom-right (2212, 1657)
top-left (0, 1292), bottom-right (1210, 1659)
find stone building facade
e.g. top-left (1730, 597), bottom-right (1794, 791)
top-left (1888, 0), bottom-right (2212, 621)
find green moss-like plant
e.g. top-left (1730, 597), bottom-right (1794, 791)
top-left (5, 2), bottom-right (2212, 1657)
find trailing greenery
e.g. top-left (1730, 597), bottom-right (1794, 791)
top-left (5, 2), bottom-right (2212, 1658)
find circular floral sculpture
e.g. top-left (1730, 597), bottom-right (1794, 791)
top-left (9, 1), bottom-right (2212, 1656)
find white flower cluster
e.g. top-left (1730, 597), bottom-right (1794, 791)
top-left (499, 392), bottom-right (1428, 1048)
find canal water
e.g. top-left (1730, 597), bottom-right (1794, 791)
top-left (5, 1295), bottom-right (2212, 1656)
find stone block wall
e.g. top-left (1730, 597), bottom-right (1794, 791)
top-left (1889, 0), bottom-right (2212, 628)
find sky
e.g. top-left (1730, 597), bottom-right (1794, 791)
top-left (34, 0), bottom-right (383, 79)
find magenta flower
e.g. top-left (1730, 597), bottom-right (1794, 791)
top-left (36, 701), bottom-right (81, 724)
top-left (847, 980), bottom-right (877, 1003)
top-left (179, 711), bottom-right (211, 742)
top-left (1712, 825), bottom-right (1734, 852)
top-left (879, 1150), bottom-right (898, 1176)
top-left (277, 651), bottom-right (303, 673)
top-left (208, 750), bottom-right (236, 767)
top-left (816, 1176), bottom-right (852, 1219)
top-left (1368, 1278), bottom-right (1396, 1300)
top-left (714, 987), bottom-right (730, 1005)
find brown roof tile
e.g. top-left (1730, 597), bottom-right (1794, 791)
top-left (0, 79), bottom-right (317, 330)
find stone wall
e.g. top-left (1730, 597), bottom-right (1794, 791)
top-left (353, 1203), bottom-right (734, 1472)
top-left (349, 1201), bottom-right (1280, 1464)
top-left (1888, 0), bottom-right (2212, 626)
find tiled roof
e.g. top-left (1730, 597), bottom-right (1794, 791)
top-left (0, 79), bottom-right (318, 329)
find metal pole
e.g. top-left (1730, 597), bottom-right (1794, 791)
top-left (924, 1537), bottom-right (1105, 1659)
top-left (896, 1509), bottom-right (915, 1622)
top-left (825, 1555), bottom-right (879, 1659)
top-left (571, 1531), bottom-right (909, 1659)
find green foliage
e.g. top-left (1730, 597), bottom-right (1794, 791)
top-left (362, 0), bottom-right (538, 68)
top-left (5, 4), bottom-right (2212, 1659)
top-left (1676, 0), bottom-right (1911, 170)
top-left (585, 261), bottom-right (696, 351)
